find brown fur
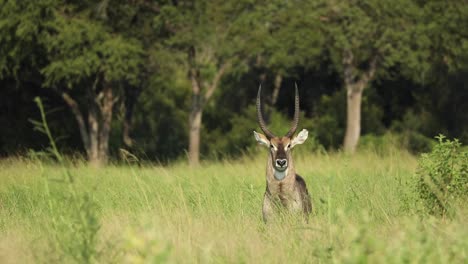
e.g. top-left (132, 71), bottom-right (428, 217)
top-left (295, 174), bottom-right (313, 215)
top-left (261, 145), bottom-right (312, 223)
top-left (255, 86), bottom-right (311, 223)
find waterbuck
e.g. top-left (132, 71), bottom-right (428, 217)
top-left (254, 86), bottom-right (312, 223)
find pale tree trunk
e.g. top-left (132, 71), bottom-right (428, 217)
top-left (264, 72), bottom-right (282, 122)
top-left (122, 86), bottom-right (139, 147)
top-left (188, 47), bottom-right (202, 166)
top-left (188, 102), bottom-right (202, 166)
top-left (343, 86), bottom-right (363, 153)
top-left (61, 92), bottom-right (90, 158)
top-left (122, 119), bottom-right (133, 147)
top-left (342, 50), bottom-right (378, 154)
top-left (271, 72), bottom-right (282, 106)
top-left (97, 84), bottom-right (115, 165)
top-left (88, 101), bottom-right (100, 166)
top-left (187, 47), bottom-right (230, 166)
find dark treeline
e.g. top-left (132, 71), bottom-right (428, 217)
top-left (1, 0), bottom-right (467, 165)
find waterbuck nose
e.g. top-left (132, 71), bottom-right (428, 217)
top-left (276, 159), bottom-right (287, 167)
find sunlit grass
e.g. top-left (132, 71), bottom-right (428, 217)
top-left (0, 150), bottom-right (466, 263)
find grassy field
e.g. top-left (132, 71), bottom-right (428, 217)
top-left (0, 150), bottom-right (466, 263)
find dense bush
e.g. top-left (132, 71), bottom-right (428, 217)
top-left (391, 110), bottom-right (436, 153)
top-left (415, 135), bottom-right (468, 217)
top-left (202, 104), bottom-right (322, 159)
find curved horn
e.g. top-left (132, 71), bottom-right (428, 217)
top-left (256, 85), bottom-right (275, 139)
top-left (285, 84), bottom-right (300, 137)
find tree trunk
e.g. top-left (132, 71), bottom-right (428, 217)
top-left (188, 102), bottom-right (202, 166)
top-left (122, 85), bottom-right (141, 147)
top-left (98, 84), bottom-right (114, 165)
top-left (342, 50), bottom-right (378, 154)
top-left (87, 99), bottom-right (101, 166)
top-left (188, 46), bottom-right (202, 166)
top-left (271, 72), bottom-right (282, 106)
top-left (61, 92), bottom-right (90, 157)
top-left (343, 86), bottom-right (363, 153)
top-left (60, 80), bottom-right (115, 167)
top-left (187, 47), bottom-right (230, 166)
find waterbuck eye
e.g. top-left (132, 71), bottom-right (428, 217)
top-left (287, 143), bottom-right (291, 148)
top-left (270, 144), bottom-right (274, 149)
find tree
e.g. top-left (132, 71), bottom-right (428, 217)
top-left (156, 1), bottom-right (257, 165)
top-left (0, 0), bottom-right (55, 79)
top-left (39, 5), bottom-right (143, 166)
top-left (255, 0), bottom-right (323, 106)
top-left (407, 0), bottom-right (468, 143)
top-left (318, 0), bottom-right (421, 153)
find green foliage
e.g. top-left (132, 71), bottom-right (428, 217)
top-left (1, 0), bottom-right (468, 162)
top-left (155, 0), bottom-right (252, 74)
top-left (391, 110), bottom-right (437, 153)
top-left (0, 0), bottom-right (57, 78)
top-left (318, 0), bottom-right (422, 75)
top-left (416, 1), bottom-right (468, 74)
top-left (401, 131), bottom-right (435, 154)
top-left (250, 0), bottom-right (324, 74)
top-left (202, 104), bottom-right (321, 159)
top-left (415, 135), bottom-right (468, 217)
top-left (130, 71), bottom-right (190, 161)
top-left (202, 104), bottom-right (258, 158)
top-left (40, 10), bottom-right (143, 88)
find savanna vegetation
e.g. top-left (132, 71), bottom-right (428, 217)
top-left (1, 0), bottom-right (467, 263)
top-left (0, 139), bottom-right (466, 263)
top-left (0, 98), bottom-right (466, 263)
top-left (1, 0), bottom-right (467, 165)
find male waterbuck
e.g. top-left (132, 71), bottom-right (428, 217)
top-left (254, 86), bottom-right (312, 223)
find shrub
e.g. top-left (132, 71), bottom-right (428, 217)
top-left (402, 131), bottom-right (434, 153)
top-left (415, 135), bottom-right (468, 217)
top-left (391, 110), bottom-right (436, 153)
top-left (204, 104), bottom-right (322, 159)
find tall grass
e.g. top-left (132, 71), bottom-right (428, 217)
top-left (0, 147), bottom-right (467, 263)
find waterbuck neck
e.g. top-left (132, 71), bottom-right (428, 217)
top-left (274, 169), bottom-right (288, 181)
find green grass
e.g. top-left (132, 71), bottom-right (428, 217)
top-left (0, 150), bottom-right (467, 263)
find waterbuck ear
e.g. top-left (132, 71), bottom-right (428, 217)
top-left (253, 131), bottom-right (270, 147)
top-left (291, 129), bottom-right (308, 148)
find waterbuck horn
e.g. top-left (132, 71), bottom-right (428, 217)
top-left (285, 84), bottom-right (300, 138)
top-left (256, 85), bottom-right (276, 139)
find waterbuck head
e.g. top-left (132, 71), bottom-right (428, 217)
top-left (253, 86), bottom-right (308, 180)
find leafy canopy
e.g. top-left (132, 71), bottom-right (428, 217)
top-left (40, 8), bottom-right (143, 88)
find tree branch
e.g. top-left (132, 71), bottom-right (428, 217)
top-left (342, 49), bottom-right (355, 86)
top-left (360, 55), bottom-right (378, 85)
top-left (343, 49), bottom-right (379, 93)
top-left (188, 46), bottom-right (201, 96)
top-left (61, 91), bottom-right (90, 154)
top-left (204, 60), bottom-right (231, 103)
